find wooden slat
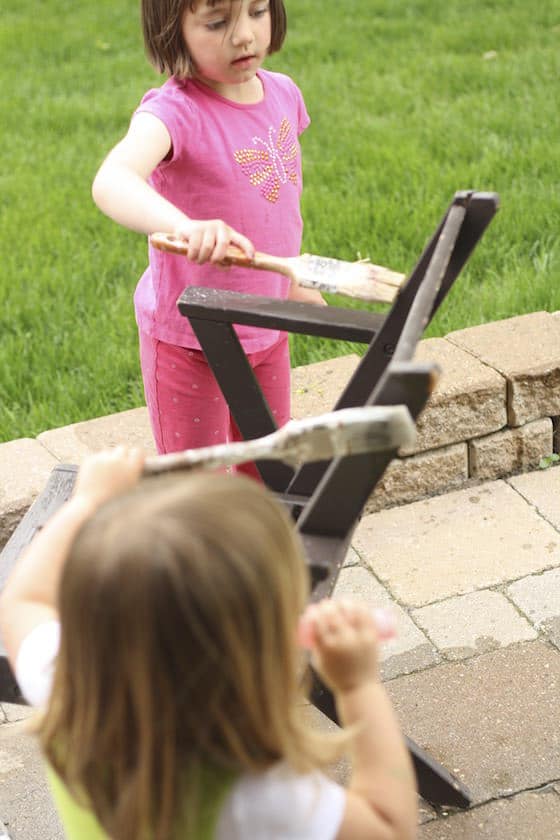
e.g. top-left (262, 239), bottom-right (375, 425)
top-left (179, 289), bottom-right (383, 342)
top-left (0, 465), bottom-right (77, 701)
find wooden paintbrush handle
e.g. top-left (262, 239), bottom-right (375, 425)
top-left (149, 234), bottom-right (281, 269)
top-left (221, 244), bottom-right (290, 277)
top-left (149, 234), bottom-right (290, 277)
top-left (149, 232), bottom-right (189, 255)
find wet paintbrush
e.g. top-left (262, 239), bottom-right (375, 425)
top-left (143, 405), bottom-right (415, 475)
top-left (150, 233), bottom-right (406, 304)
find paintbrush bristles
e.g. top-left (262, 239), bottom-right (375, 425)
top-left (143, 406), bottom-right (416, 475)
top-left (294, 255), bottom-right (405, 303)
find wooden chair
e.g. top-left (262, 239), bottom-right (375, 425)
top-left (171, 190), bottom-right (499, 807)
top-left (179, 191), bottom-right (498, 497)
top-left (0, 191), bottom-right (498, 809)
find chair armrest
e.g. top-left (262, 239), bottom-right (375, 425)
top-left (178, 287), bottom-right (384, 342)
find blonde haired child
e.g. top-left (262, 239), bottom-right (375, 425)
top-left (92, 0), bottom-right (325, 470)
top-left (0, 447), bottom-right (417, 839)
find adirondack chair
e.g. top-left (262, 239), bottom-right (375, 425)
top-left (0, 191), bottom-right (498, 809)
top-left (170, 190), bottom-right (499, 807)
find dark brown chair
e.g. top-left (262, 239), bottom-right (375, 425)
top-left (171, 190), bottom-right (499, 807)
top-left (0, 191), bottom-right (499, 809)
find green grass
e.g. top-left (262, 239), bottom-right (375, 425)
top-left (1, 0), bottom-right (559, 440)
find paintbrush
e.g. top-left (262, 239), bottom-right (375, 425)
top-left (143, 405), bottom-right (415, 475)
top-left (149, 233), bottom-right (406, 303)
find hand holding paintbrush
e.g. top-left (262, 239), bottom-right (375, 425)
top-left (150, 233), bottom-right (406, 304)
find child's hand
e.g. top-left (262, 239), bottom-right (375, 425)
top-left (73, 446), bottom-right (145, 511)
top-left (174, 218), bottom-right (254, 265)
top-left (299, 599), bottom-right (382, 694)
top-left (287, 284), bottom-right (328, 306)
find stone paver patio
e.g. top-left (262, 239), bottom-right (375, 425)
top-left (3, 464), bottom-right (560, 838)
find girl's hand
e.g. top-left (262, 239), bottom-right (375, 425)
top-left (174, 218), bottom-right (254, 265)
top-left (299, 599), bottom-right (382, 694)
top-left (73, 446), bottom-right (145, 512)
top-left (287, 284), bottom-right (328, 306)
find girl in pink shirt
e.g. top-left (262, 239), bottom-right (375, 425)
top-left (92, 0), bottom-right (325, 467)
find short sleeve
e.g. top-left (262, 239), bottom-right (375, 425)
top-left (15, 620), bottom-right (60, 708)
top-left (134, 82), bottom-right (200, 164)
top-left (293, 82), bottom-right (310, 135)
top-left (217, 763), bottom-right (346, 839)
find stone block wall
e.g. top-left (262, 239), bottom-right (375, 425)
top-left (294, 311), bottom-right (560, 511)
top-left (2, 311), bottom-right (560, 549)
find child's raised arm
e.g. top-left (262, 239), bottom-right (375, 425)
top-left (92, 113), bottom-right (254, 264)
top-left (0, 447), bottom-right (145, 672)
top-left (303, 599), bottom-right (418, 840)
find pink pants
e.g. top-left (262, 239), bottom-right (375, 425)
top-left (139, 331), bottom-right (291, 479)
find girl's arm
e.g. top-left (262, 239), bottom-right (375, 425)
top-left (0, 447), bottom-right (145, 672)
top-left (304, 600), bottom-right (418, 840)
top-left (92, 113), bottom-right (254, 264)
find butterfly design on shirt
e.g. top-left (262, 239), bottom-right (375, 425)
top-left (234, 117), bottom-right (299, 204)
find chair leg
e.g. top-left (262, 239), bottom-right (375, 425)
top-left (0, 464), bottom-right (77, 704)
top-left (308, 669), bottom-right (471, 809)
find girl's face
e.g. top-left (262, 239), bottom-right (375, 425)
top-left (182, 0), bottom-right (271, 97)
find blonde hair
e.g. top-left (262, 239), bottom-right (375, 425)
top-left (38, 472), bottom-right (342, 839)
top-left (142, 0), bottom-right (287, 79)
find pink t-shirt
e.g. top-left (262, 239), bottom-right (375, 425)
top-left (134, 69), bottom-right (310, 351)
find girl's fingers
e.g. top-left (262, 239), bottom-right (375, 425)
top-left (229, 229), bottom-right (255, 259)
top-left (173, 219), bottom-right (254, 264)
top-left (210, 223), bottom-right (233, 264)
top-left (186, 229), bottom-right (203, 261)
top-left (312, 601), bottom-right (351, 644)
top-left (124, 446), bottom-right (146, 477)
top-left (198, 228), bottom-right (217, 264)
top-left (74, 447), bottom-right (145, 505)
top-left (308, 599), bottom-right (394, 645)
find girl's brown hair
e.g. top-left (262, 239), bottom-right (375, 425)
top-left (39, 472), bottom-right (340, 840)
top-left (142, 0), bottom-right (287, 79)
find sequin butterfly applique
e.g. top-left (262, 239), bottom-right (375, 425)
top-left (234, 117), bottom-right (299, 203)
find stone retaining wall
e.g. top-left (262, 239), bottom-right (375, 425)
top-left (2, 311), bottom-right (560, 549)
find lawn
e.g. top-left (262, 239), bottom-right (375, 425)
top-left (1, 0), bottom-right (559, 441)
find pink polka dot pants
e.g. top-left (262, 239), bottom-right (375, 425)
top-left (139, 331), bottom-right (291, 479)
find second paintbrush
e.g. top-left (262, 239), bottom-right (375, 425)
top-left (150, 233), bottom-right (406, 304)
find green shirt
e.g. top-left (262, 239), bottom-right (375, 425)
top-left (46, 763), bottom-right (235, 840)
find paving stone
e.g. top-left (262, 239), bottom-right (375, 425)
top-left (419, 787), bottom-right (560, 839)
top-left (412, 590), bottom-right (537, 660)
top-left (0, 725), bottom-right (63, 840)
top-left (355, 480), bottom-right (560, 606)
top-left (418, 800), bottom-right (438, 825)
top-left (508, 464), bottom-right (560, 529)
top-left (387, 641), bottom-right (560, 804)
top-left (342, 546), bottom-right (360, 568)
top-left (0, 439), bottom-right (58, 550)
top-left (365, 443), bottom-right (468, 514)
top-left (448, 312), bottom-right (560, 426)
top-left (402, 338), bottom-right (506, 456)
top-left (333, 566), bottom-right (439, 679)
top-left (37, 407), bottom-right (155, 463)
top-left (291, 354), bottom-right (359, 419)
top-left (469, 418), bottom-right (552, 481)
top-left (508, 568), bottom-right (560, 647)
top-left (0, 704), bottom-right (34, 725)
